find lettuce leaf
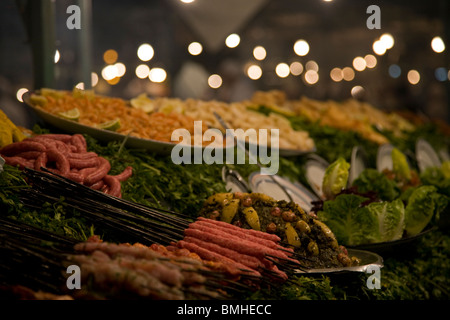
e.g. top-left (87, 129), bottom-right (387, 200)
top-left (366, 199), bottom-right (405, 242)
top-left (318, 194), bottom-right (406, 246)
top-left (317, 194), bottom-right (379, 246)
top-left (322, 157), bottom-right (350, 200)
top-left (392, 147), bottom-right (412, 181)
top-left (404, 185), bottom-right (448, 236)
top-left (352, 168), bottom-right (400, 201)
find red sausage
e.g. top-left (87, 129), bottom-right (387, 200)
top-left (68, 156), bottom-right (99, 169)
top-left (70, 134), bottom-right (87, 153)
top-left (88, 180), bottom-right (105, 190)
top-left (197, 217), bottom-right (281, 242)
top-left (34, 152), bottom-right (48, 170)
top-left (67, 152), bottom-right (98, 159)
top-left (46, 149), bottom-right (70, 175)
top-left (84, 157), bottom-right (111, 185)
top-left (110, 166), bottom-right (133, 182)
top-left (176, 240), bottom-right (261, 277)
top-left (183, 236), bottom-right (263, 270)
top-left (65, 171), bottom-right (84, 183)
top-left (0, 141), bottom-right (46, 156)
top-left (36, 134), bottom-right (73, 142)
top-left (15, 151), bottom-right (42, 160)
top-left (3, 156), bottom-right (33, 169)
top-left (103, 175), bottom-right (121, 197)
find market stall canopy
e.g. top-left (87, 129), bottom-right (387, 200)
top-left (171, 0), bottom-right (269, 53)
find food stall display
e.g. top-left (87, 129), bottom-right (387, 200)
top-left (1, 88), bottom-right (450, 300)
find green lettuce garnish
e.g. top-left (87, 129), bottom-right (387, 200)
top-left (322, 157), bottom-right (350, 200)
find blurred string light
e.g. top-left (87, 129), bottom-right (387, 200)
top-left (352, 56), bottom-right (366, 71)
top-left (180, 0), bottom-right (195, 3)
top-left (290, 62), bottom-right (303, 76)
top-left (293, 39), bottom-right (309, 56)
top-left (225, 34), bottom-right (240, 48)
top-left (16, 88), bottom-right (28, 102)
top-left (351, 85), bottom-right (365, 99)
top-left (102, 65), bottom-right (119, 81)
top-left (305, 60), bottom-right (319, 72)
top-left (115, 62), bottom-right (126, 77)
top-left (342, 67), bottom-right (355, 81)
top-left (208, 74), bottom-right (222, 88)
top-left (304, 70), bottom-right (319, 84)
top-left (372, 33), bottom-right (394, 55)
top-left (431, 36), bottom-right (445, 53)
top-left (330, 67), bottom-right (343, 82)
top-left (135, 64), bottom-right (150, 79)
top-left (75, 82), bottom-right (84, 90)
top-left (253, 46), bottom-right (266, 60)
top-left (103, 49), bottom-right (118, 64)
top-left (54, 50), bottom-right (60, 63)
top-left (247, 64), bottom-right (262, 80)
top-left (388, 64), bottom-right (401, 78)
top-left (137, 43), bottom-right (154, 61)
top-left (364, 54), bottom-right (377, 68)
top-left (275, 63), bottom-right (290, 78)
top-left (188, 42), bottom-right (203, 55)
top-left (407, 70), bottom-right (420, 85)
top-left (149, 68), bottom-right (167, 83)
top-left (435, 67), bottom-right (447, 82)
top-left (91, 72), bottom-right (99, 87)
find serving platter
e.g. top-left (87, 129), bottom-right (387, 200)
top-left (348, 146), bottom-right (367, 186)
top-left (248, 172), bottom-right (319, 212)
top-left (304, 154), bottom-right (329, 200)
top-left (23, 91), bottom-right (233, 156)
top-left (295, 248), bottom-right (383, 274)
top-left (415, 138), bottom-right (441, 173)
top-left (348, 226), bottom-right (436, 256)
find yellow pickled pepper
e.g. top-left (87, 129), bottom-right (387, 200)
top-left (0, 110), bottom-right (27, 148)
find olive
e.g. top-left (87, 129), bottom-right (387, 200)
top-left (266, 222), bottom-right (277, 234)
top-left (270, 207), bottom-right (281, 217)
top-left (209, 210), bottom-right (220, 219)
top-left (281, 210), bottom-right (296, 222)
top-left (242, 197), bottom-right (253, 207)
top-left (295, 220), bottom-right (311, 233)
top-left (337, 253), bottom-right (352, 266)
top-left (307, 241), bottom-right (319, 256)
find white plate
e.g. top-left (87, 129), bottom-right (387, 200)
top-left (348, 146), bottom-right (367, 186)
top-left (23, 91), bottom-right (233, 156)
top-left (294, 248), bottom-right (383, 274)
top-left (248, 172), bottom-right (318, 212)
top-left (416, 138), bottom-right (441, 173)
top-left (304, 154), bottom-right (329, 200)
top-left (221, 167), bottom-right (250, 193)
top-left (376, 143), bottom-right (394, 172)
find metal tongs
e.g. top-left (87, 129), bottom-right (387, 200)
top-left (213, 112), bottom-right (293, 202)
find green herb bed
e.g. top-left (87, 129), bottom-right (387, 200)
top-left (1, 123), bottom-right (449, 300)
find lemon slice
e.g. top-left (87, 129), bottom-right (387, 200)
top-left (58, 108), bottom-right (80, 121)
top-left (98, 119), bottom-right (120, 131)
top-left (130, 93), bottom-right (154, 113)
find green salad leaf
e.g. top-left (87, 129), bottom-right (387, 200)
top-left (366, 199), bottom-right (405, 242)
top-left (322, 157), bottom-right (350, 200)
top-left (318, 194), bottom-right (406, 246)
top-left (317, 194), bottom-right (378, 246)
top-left (404, 185), bottom-right (448, 236)
top-left (392, 147), bottom-right (412, 181)
top-left (352, 168), bottom-right (400, 201)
